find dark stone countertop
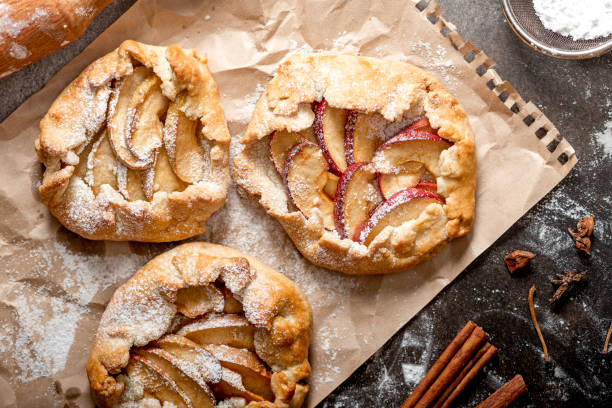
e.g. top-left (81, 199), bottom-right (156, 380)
top-left (1, 1), bottom-right (610, 407)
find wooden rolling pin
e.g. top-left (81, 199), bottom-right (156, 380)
top-left (0, 0), bottom-right (115, 79)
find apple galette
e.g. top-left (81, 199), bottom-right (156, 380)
top-left (233, 54), bottom-right (476, 275)
top-left (87, 242), bottom-right (312, 408)
top-left (35, 40), bottom-right (230, 242)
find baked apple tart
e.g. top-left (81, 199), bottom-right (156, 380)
top-left (87, 242), bottom-right (312, 408)
top-left (234, 54), bottom-right (476, 274)
top-left (36, 40), bottom-right (230, 241)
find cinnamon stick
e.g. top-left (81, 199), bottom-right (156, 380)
top-left (434, 343), bottom-right (498, 408)
top-left (604, 321), bottom-right (612, 354)
top-left (528, 285), bottom-right (549, 362)
top-left (475, 374), bottom-right (527, 408)
top-left (414, 326), bottom-right (488, 407)
top-left (432, 344), bottom-right (490, 408)
top-left (402, 321), bottom-right (477, 408)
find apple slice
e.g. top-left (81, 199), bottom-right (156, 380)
top-left (150, 146), bottom-right (189, 196)
top-left (202, 344), bottom-right (274, 401)
top-left (345, 111), bottom-right (383, 165)
top-left (313, 98), bottom-right (347, 175)
top-left (406, 117), bottom-right (435, 132)
top-left (355, 187), bottom-right (443, 245)
top-left (177, 314), bottom-right (255, 350)
top-left (128, 354), bottom-right (191, 408)
top-left (125, 75), bottom-right (168, 168)
top-left (323, 172), bottom-right (339, 199)
top-left (115, 163), bottom-right (146, 201)
top-left (155, 335), bottom-right (222, 384)
top-left (372, 129), bottom-right (452, 177)
top-left (343, 110), bottom-right (358, 166)
top-left (415, 182), bottom-right (437, 193)
top-left (377, 161), bottom-right (424, 200)
top-left (108, 67), bottom-right (156, 170)
top-left (212, 367), bottom-right (265, 402)
top-left (85, 130), bottom-right (118, 194)
top-left (378, 171), bottom-right (440, 198)
top-left (163, 101), bottom-right (207, 183)
top-left (333, 162), bottom-right (381, 240)
top-left (135, 348), bottom-right (215, 408)
top-left (269, 129), bottom-right (316, 174)
top-left (283, 142), bottom-right (335, 230)
top-left (175, 286), bottom-right (225, 318)
top-left (222, 287), bottom-right (244, 314)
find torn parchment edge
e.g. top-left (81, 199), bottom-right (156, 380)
top-left (415, 0), bottom-right (578, 170)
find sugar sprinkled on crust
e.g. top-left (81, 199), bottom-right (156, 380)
top-left (233, 53), bottom-right (475, 274)
top-left (36, 41), bottom-right (231, 242)
top-left (88, 243), bottom-right (312, 407)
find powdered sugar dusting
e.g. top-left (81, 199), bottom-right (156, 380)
top-left (0, 238), bottom-right (148, 386)
top-left (244, 83), bottom-right (265, 116)
top-left (178, 313), bottom-right (249, 333)
top-left (594, 118), bottom-right (612, 158)
top-left (410, 41), bottom-right (460, 90)
top-left (0, 282), bottom-right (86, 382)
top-left (221, 367), bottom-right (246, 391)
top-left (0, 5), bottom-right (49, 44)
top-left (8, 42), bottom-right (30, 59)
top-left (533, 0), bottom-right (612, 41)
top-left (75, 7), bottom-right (95, 18)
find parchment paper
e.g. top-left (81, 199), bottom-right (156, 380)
top-left (0, 0), bottom-right (577, 407)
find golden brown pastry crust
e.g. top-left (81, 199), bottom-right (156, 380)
top-left (233, 53), bottom-right (476, 274)
top-left (87, 242), bottom-right (313, 408)
top-left (36, 40), bottom-right (230, 242)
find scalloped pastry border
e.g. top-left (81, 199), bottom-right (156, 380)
top-left (35, 40), bottom-right (231, 242)
top-left (87, 242), bottom-right (313, 408)
top-left (233, 53), bottom-right (476, 274)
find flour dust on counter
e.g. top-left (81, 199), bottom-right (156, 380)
top-left (317, 311), bottom-right (436, 407)
top-left (0, 237), bottom-right (154, 393)
top-left (594, 117), bottom-right (612, 159)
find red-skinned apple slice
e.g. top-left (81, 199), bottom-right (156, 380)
top-left (376, 162), bottom-right (439, 199)
top-left (313, 98), bottom-right (347, 175)
top-left (345, 111), bottom-right (383, 165)
top-left (282, 141), bottom-right (335, 230)
top-left (355, 187), bottom-right (443, 245)
top-left (415, 182), bottom-right (437, 193)
top-left (269, 129), bottom-right (316, 174)
top-left (406, 117), bottom-right (435, 132)
top-left (373, 129), bottom-right (452, 177)
top-left (377, 161), bottom-right (424, 200)
top-left (344, 110), bottom-right (358, 166)
top-left (333, 162), bottom-right (381, 240)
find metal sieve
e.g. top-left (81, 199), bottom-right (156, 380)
top-left (500, 0), bottom-right (612, 59)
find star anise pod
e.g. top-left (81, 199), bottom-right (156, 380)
top-left (574, 236), bottom-right (591, 255)
top-left (504, 250), bottom-right (535, 274)
top-left (550, 269), bottom-right (586, 304)
top-left (568, 215), bottom-right (594, 255)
